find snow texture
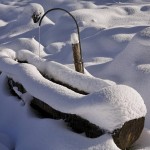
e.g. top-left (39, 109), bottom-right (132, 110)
top-left (71, 33), bottom-right (79, 44)
top-left (0, 0), bottom-right (150, 150)
top-left (0, 47), bottom-right (146, 132)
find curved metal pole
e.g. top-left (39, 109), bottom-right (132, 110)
top-left (39, 8), bottom-right (84, 73)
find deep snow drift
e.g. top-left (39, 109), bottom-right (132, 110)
top-left (0, 0), bottom-right (150, 150)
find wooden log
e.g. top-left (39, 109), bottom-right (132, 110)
top-left (30, 98), bottom-right (104, 138)
top-left (7, 77), bottom-right (145, 149)
top-left (30, 98), bottom-right (64, 119)
top-left (30, 98), bottom-right (145, 149)
top-left (112, 117), bottom-right (145, 150)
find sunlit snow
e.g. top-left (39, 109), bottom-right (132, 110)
top-left (0, 0), bottom-right (150, 150)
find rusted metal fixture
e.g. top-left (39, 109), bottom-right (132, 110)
top-left (39, 8), bottom-right (84, 73)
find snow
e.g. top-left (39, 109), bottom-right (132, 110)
top-left (75, 85), bottom-right (146, 131)
top-left (71, 33), bottom-right (79, 44)
top-left (0, 48), bottom-right (146, 130)
top-left (16, 49), bottom-right (115, 93)
top-left (0, 0), bottom-right (150, 149)
top-left (97, 26), bottom-right (150, 128)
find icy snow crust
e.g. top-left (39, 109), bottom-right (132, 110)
top-left (0, 0), bottom-right (150, 149)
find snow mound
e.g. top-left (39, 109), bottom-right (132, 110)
top-left (0, 3), bottom-right (44, 43)
top-left (17, 49), bottom-right (115, 93)
top-left (0, 38), bottom-right (46, 57)
top-left (17, 3), bottom-right (44, 23)
top-left (44, 42), bottom-right (66, 54)
top-left (79, 84), bottom-right (147, 131)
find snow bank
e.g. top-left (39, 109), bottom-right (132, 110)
top-left (80, 84), bottom-right (146, 131)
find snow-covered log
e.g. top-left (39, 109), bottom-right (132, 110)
top-left (7, 78), bottom-right (146, 149)
top-left (112, 117), bottom-right (145, 150)
top-left (0, 48), bottom-right (147, 149)
top-left (17, 49), bottom-right (115, 93)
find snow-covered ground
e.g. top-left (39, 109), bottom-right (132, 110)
top-left (0, 0), bottom-right (150, 149)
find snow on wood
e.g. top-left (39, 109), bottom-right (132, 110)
top-left (17, 49), bottom-right (115, 93)
top-left (8, 74), bottom-right (146, 150)
top-left (0, 1), bottom-right (150, 149)
top-left (71, 33), bottom-right (79, 44)
top-left (0, 48), bottom-right (147, 133)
